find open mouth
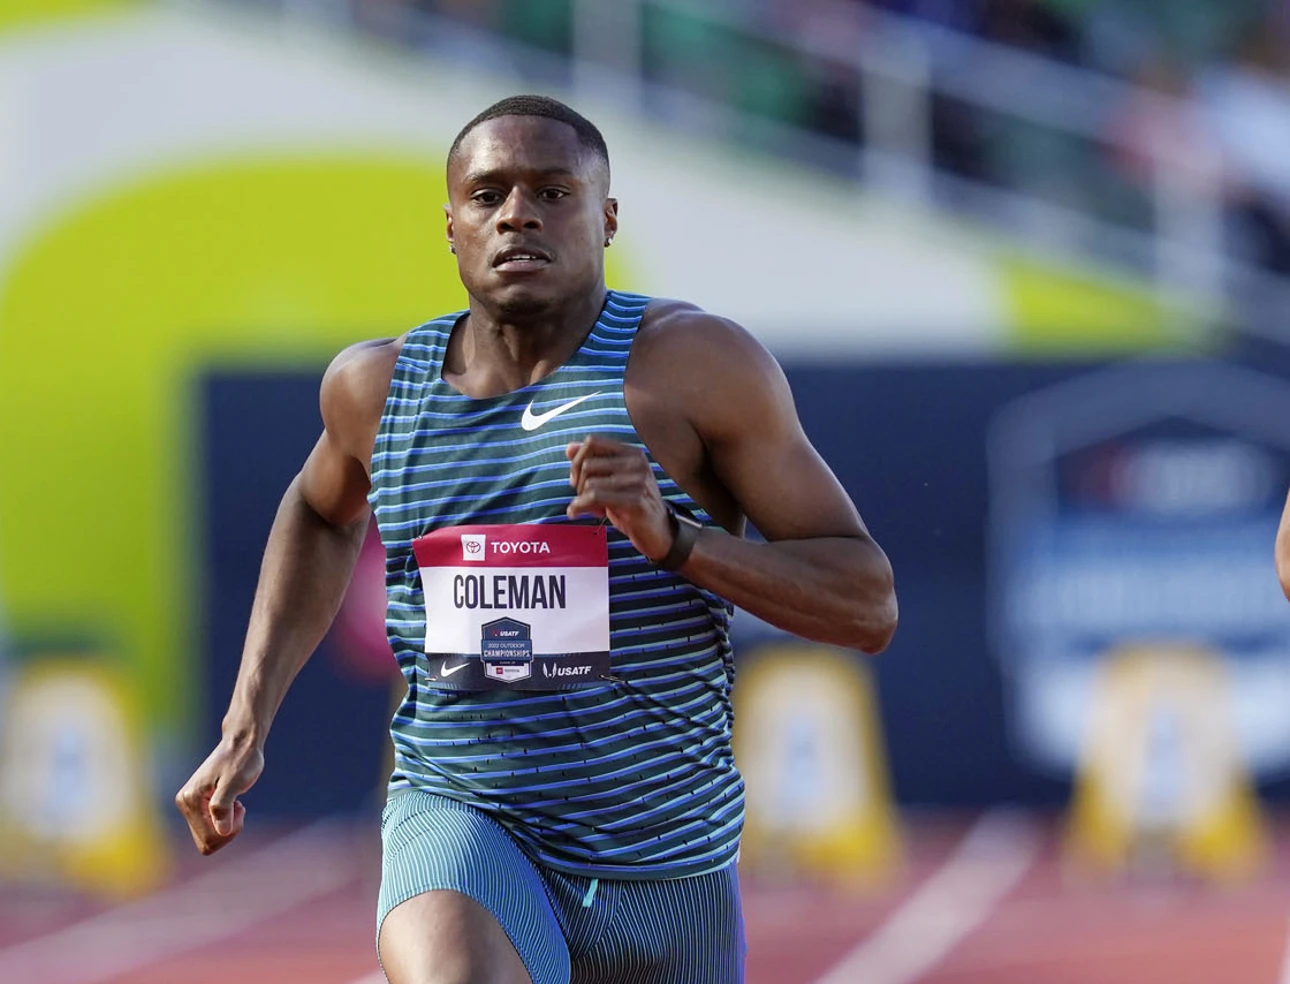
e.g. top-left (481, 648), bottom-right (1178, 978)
top-left (492, 245), bottom-right (553, 272)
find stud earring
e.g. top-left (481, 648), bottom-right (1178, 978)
top-left (448, 243), bottom-right (456, 254)
top-left (604, 237), bottom-right (613, 248)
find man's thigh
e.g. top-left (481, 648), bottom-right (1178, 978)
top-left (572, 863), bottom-right (746, 984)
top-left (377, 789), bottom-right (571, 984)
top-left (379, 889), bottom-right (531, 984)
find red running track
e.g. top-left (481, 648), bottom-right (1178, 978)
top-left (0, 812), bottom-right (1286, 984)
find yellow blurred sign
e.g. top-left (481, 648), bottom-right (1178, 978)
top-left (1066, 643), bottom-right (1265, 881)
top-left (734, 643), bottom-right (900, 886)
top-left (0, 657), bottom-right (168, 898)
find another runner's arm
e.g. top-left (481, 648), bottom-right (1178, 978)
top-left (1276, 486), bottom-right (1290, 601)
top-left (651, 312), bottom-right (894, 653)
top-left (175, 338), bottom-right (397, 854)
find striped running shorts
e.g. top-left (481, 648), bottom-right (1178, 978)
top-left (377, 788), bottom-right (746, 984)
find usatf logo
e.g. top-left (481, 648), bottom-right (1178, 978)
top-left (461, 534), bottom-right (487, 562)
top-left (543, 663), bottom-right (592, 678)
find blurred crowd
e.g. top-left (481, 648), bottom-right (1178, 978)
top-left (880, 0), bottom-right (1290, 275)
top-left (341, 0), bottom-right (1290, 274)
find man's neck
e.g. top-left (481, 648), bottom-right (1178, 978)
top-left (447, 286), bottom-right (607, 397)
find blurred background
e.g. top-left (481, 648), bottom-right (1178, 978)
top-left (3, 0), bottom-right (1290, 981)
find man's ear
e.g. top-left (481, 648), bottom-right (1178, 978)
top-left (604, 198), bottom-right (619, 244)
top-left (444, 203), bottom-right (454, 250)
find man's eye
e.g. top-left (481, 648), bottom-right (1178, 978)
top-left (473, 192), bottom-right (501, 205)
top-left (539, 188), bottom-right (568, 200)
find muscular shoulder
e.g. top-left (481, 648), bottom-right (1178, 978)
top-left (320, 335), bottom-right (406, 465)
top-left (632, 298), bottom-right (792, 448)
top-left (636, 298), bottom-right (756, 355)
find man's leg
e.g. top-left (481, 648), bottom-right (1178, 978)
top-left (377, 790), bottom-right (571, 984)
top-left (571, 863), bottom-right (745, 984)
top-left (379, 889), bottom-right (532, 984)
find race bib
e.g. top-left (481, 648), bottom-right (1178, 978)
top-left (412, 523), bottom-right (611, 690)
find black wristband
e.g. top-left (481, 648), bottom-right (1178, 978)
top-left (658, 506), bottom-right (701, 572)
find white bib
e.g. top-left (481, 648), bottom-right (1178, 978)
top-left (413, 523), bottom-right (611, 689)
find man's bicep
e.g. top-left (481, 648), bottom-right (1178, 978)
top-left (297, 430), bottom-right (371, 528)
top-left (716, 427), bottom-right (866, 542)
top-left (704, 354), bottom-right (866, 542)
top-left (295, 336), bottom-right (396, 528)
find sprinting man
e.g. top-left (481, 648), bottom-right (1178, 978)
top-left (176, 95), bottom-right (897, 984)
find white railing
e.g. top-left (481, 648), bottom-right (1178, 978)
top-left (210, 0), bottom-right (1290, 330)
top-left (567, 0), bottom-right (1227, 300)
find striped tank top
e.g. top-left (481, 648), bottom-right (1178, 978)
top-left (369, 291), bottom-right (744, 879)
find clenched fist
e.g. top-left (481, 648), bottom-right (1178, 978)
top-left (566, 435), bottom-right (673, 561)
top-left (174, 736), bottom-right (263, 855)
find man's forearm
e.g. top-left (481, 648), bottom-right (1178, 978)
top-left (1278, 530), bottom-right (1290, 602)
top-left (223, 475), bottom-right (369, 746)
top-left (680, 531), bottom-right (897, 653)
top-left (1277, 489), bottom-right (1290, 602)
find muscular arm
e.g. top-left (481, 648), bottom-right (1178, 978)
top-left (176, 337), bottom-right (399, 853)
top-left (685, 414), bottom-right (894, 652)
top-left (1276, 487), bottom-right (1290, 601)
top-left (676, 320), bottom-right (895, 652)
top-left (220, 438), bottom-right (370, 748)
top-left (574, 308), bottom-right (897, 654)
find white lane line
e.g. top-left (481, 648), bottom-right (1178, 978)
top-left (812, 809), bottom-right (1041, 984)
top-left (0, 820), bottom-right (363, 984)
top-left (1277, 911), bottom-right (1290, 984)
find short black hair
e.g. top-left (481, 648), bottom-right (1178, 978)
top-left (448, 95), bottom-right (610, 177)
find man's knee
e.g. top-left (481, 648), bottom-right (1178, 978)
top-left (378, 890), bottom-right (532, 984)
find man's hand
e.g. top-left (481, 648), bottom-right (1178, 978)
top-left (566, 436), bottom-right (674, 561)
top-left (174, 737), bottom-right (264, 855)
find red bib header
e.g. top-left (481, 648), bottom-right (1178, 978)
top-left (413, 523), bottom-right (609, 570)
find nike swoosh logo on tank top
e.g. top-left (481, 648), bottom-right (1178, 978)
top-left (521, 392), bottom-right (603, 431)
top-left (368, 291), bottom-right (743, 881)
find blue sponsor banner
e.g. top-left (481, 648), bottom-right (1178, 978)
top-left (198, 354), bottom-right (1290, 815)
top-left (989, 363), bottom-right (1290, 778)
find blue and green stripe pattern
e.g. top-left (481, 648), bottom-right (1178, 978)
top-left (368, 290), bottom-right (744, 880)
top-left (378, 789), bottom-right (746, 984)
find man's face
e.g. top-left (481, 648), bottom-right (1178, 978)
top-left (445, 116), bottom-right (616, 317)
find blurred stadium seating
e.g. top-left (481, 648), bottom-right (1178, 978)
top-left (237, 0), bottom-right (1290, 300)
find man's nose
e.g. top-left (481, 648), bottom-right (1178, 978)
top-left (496, 188), bottom-right (542, 233)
